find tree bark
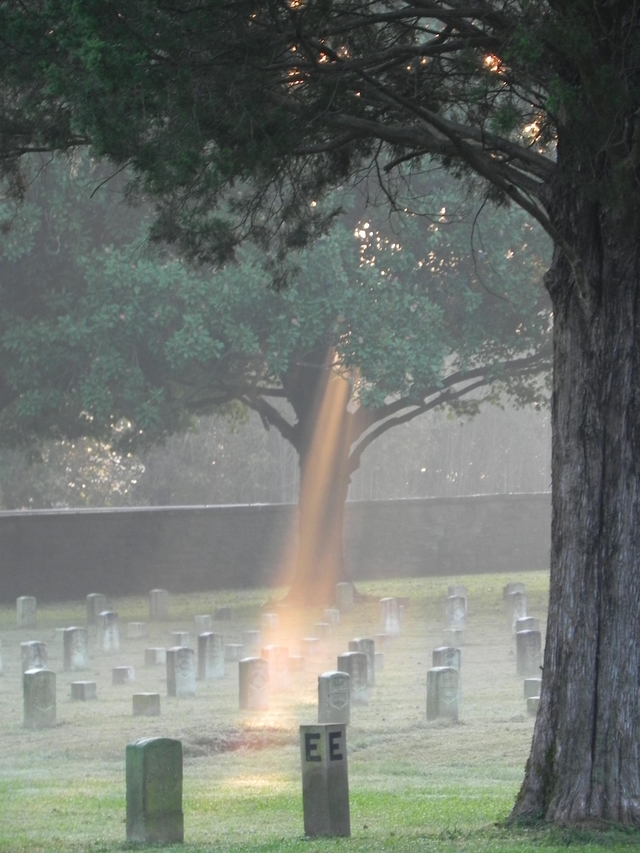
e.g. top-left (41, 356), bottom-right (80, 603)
top-left (512, 188), bottom-right (640, 824)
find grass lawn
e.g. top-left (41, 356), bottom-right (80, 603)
top-left (0, 571), bottom-right (637, 853)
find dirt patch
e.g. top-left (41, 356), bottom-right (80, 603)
top-left (184, 725), bottom-right (297, 757)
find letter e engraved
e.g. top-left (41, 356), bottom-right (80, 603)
top-left (328, 731), bottom-right (343, 761)
top-left (305, 733), bottom-right (321, 762)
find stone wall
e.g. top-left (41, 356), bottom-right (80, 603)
top-left (0, 493), bottom-right (550, 603)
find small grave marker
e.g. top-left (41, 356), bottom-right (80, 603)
top-left (444, 595), bottom-right (466, 629)
top-left (167, 647), bottom-right (196, 697)
top-left (516, 629), bottom-right (542, 676)
top-left (126, 737), bottom-right (183, 843)
top-left (524, 677), bottom-right (542, 699)
top-left (260, 612), bottom-right (279, 631)
top-left (113, 666), bottom-right (135, 685)
top-left (300, 724), bottom-right (350, 837)
top-left (426, 666), bottom-right (459, 721)
top-left (527, 695), bottom-right (540, 715)
top-left (133, 693), bottom-right (161, 717)
top-left (63, 627), bottom-right (89, 672)
top-left (98, 611), bottom-right (120, 653)
top-left (71, 681), bottom-right (97, 701)
top-left (145, 647), bottom-right (166, 666)
top-left (194, 614), bottom-right (213, 633)
top-left (149, 589), bottom-right (169, 621)
top-left (86, 593), bottom-right (106, 625)
top-left (516, 616), bottom-right (540, 633)
top-left (21, 640), bottom-right (47, 672)
top-left (380, 597), bottom-right (400, 635)
top-left (23, 669), bottom-right (56, 728)
top-left (432, 646), bottom-right (461, 670)
top-left (335, 582), bottom-right (354, 613)
top-left (262, 645), bottom-right (290, 689)
top-left (171, 631), bottom-right (190, 647)
top-left (348, 638), bottom-right (375, 686)
top-left (224, 643), bottom-right (244, 662)
top-left (318, 671), bottom-right (350, 725)
top-left (239, 657), bottom-right (269, 710)
top-left (323, 608), bottom-right (341, 624)
top-left (336, 652), bottom-right (368, 705)
top-left (242, 630), bottom-right (261, 657)
top-left (127, 622), bottom-right (147, 639)
top-left (17, 596), bottom-right (37, 629)
top-left (198, 632), bottom-right (225, 679)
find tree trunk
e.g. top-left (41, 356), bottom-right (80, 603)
top-left (512, 193), bottom-right (640, 824)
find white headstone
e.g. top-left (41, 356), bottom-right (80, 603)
top-left (348, 638), bottom-right (375, 686)
top-left (17, 596), bottom-right (37, 629)
top-left (71, 680), bottom-right (97, 701)
top-left (21, 640), bottom-right (47, 672)
top-left (336, 652), bottom-right (368, 705)
top-left (166, 647), bottom-right (196, 697)
top-left (262, 645), bottom-right (290, 690)
top-left (23, 668), bottom-right (56, 728)
top-left (380, 598), bottom-right (400, 635)
top-left (113, 666), bottom-right (136, 685)
top-left (197, 632), bottom-right (225, 679)
top-left (127, 622), bottom-right (147, 639)
top-left (516, 629), bottom-right (542, 676)
top-left (242, 630), bottom-right (261, 657)
top-left (133, 693), bottom-right (161, 717)
top-left (318, 671), bottom-right (350, 725)
top-left (444, 595), bottom-right (466, 629)
top-left (426, 666), bottom-right (459, 721)
top-left (86, 593), bottom-right (107, 625)
top-left (144, 647), bottom-right (166, 666)
top-left (149, 589), bottom-right (169, 621)
top-left (98, 611), bottom-right (120, 653)
top-left (335, 583), bottom-right (354, 613)
top-left (63, 627), bottom-right (89, 671)
top-left (194, 614), bottom-right (213, 633)
top-left (239, 657), bottom-right (269, 710)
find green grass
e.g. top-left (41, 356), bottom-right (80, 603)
top-left (1, 571), bottom-right (639, 852)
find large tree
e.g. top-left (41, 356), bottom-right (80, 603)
top-left (0, 0), bottom-right (637, 825)
top-left (0, 156), bottom-right (550, 602)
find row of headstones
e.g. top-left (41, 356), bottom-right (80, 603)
top-left (503, 581), bottom-right (544, 714)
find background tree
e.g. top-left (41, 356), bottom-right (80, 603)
top-left (0, 156), bottom-right (550, 604)
top-left (1, 0), bottom-right (637, 823)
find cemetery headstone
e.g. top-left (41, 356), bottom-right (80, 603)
top-left (98, 611), bottom-right (120, 653)
top-left (260, 612), bottom-right (279, 631)
top-left (262, 645), bottom-right (290, 690)
top-left (198, 632), bottom-right (225, 679)
top-left (302, 637), bottom-right (320, 657)
top-left (167, 647), bottom-right (196, 697)
top-left (239, 657), bottom-right (269, 710)
top-left (432, 646), bottom-right (461, 671)
top-left (23, 668), bottom-right (56, 728)
top-left (527, 695), bottom-right (540, 715)
top-left (145, 648), bottom-right (167, 666)
top-left (516, 616), bottom-right (540, 633)
top-left (335, 582), bottom-right (354, 613)
top-left (242, 630), bottom-right (261, 657)
top-left (149, 589), bottom-right (169, 621)
top-left (63, 627), bottom-right (89, 671)
top-left (444, 595), bottom-right (466, 629)
top-left (380, 597), bottom-right (400, 635)
top-left (524, 677), bottom-right (542, 699)
top-left (127, 622), bottom-right (147, 639)
top-left (194, 614), bottom-right (213, 633)
top-left (503, 581), bottom-right (526, 600)
top-left (171, 631), bottom-right (190, 647)
top-left (21, 640), bottom-right (47, 672)
top-left (318, 671), bottom-right (350, 725)
top-left (126, 737), bottom-right (183, 843)
top-left (71, 680), bottom-right (97, 701)
top-left (516, 629), bottom-right (542, 676)
top-left (313, 622), bottom-right (332, 641)
top-left (348, 638), bottom-right (375, 686)
top-left (133, 693), bottom-right (161, 717)
top-left (426, 666), bottom-right (459, 721)
top-left (86, 593), bottom-right (107, 625)
top-left (443, 627), bottom-right (464, 646)
top-left (113, 666), bottom-right (136, 685)
top-left (323, 608), bottom-right (341, 625)
top-left (17, 596), bottom-right (37, 629)
top-left (375, 633), bottom-right (393, 650)
top-left (225, 643), bottom-right (244, 662)
top-left (336, 652), bottom-right (368, 705)
top-left (374, 652), bottom-right (384, 672)
top-left (506, 590), bottom-right (528, 630)
top-left (300, 724), bottom-right (350, 837)
top-left (447, 584), bottom-right (468, 602)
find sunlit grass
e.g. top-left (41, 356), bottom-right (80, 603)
top-left (2, 571), bottom-right (639, 852)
